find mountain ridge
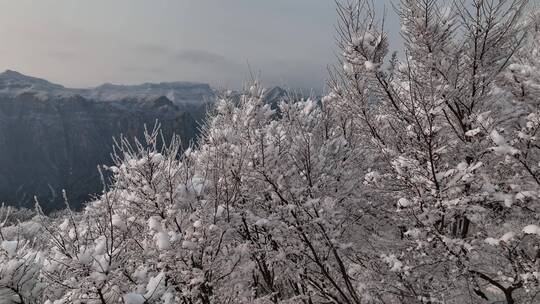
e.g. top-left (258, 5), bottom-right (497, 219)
top-left (0, 70), bottom-right (215, 212)
top-left (0, 70), bottom-right (216, 105)
top-left (0, 70), bottom-right (293, 212)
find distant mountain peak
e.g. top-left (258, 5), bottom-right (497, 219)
top-left (2, 69), bottom-right (22, 76)
top-left (266, 86), bottom-right (287, 94)
top-left (262, 86), bottom-right (288, 105)
top-left (0, 70), bottom-right (66, 99)
top-left (93, 81), bottom-right (212, 92)
top-left (0, 70), bottom-right (61, 85)
top-left (0, 70), bottom-right (215, 105)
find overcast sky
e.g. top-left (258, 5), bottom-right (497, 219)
top-left (0, 1), bottom-right (407, 91)
top-left (0, 1), bottom-right (537, 91)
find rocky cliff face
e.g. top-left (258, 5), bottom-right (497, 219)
top-left (0, 71), bottom-right (295, 212)
top-left (0, 71), bottom-right (214, 212)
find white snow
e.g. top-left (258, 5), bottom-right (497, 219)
top-left (77, 251), bottom-right (93, 266)
top-left (1, 240), bottom-right (18, 257)
top-left (255, 218), bottom-right (269, 226)
top-left (148, 216), bottom-right (162, 231)
top-left (343, 63), bottom-right (355, 75)
top-left (364, 60), bottom-right (377, 71)
top-left (465, 128), bottom-right (481, 137)
top-left (216, 205), bottom-right (225, 217)
top-left (302, 99), bottom-right (316, 115)
top-left (124, 293), bottom-right (146, 304)
top-left (58, 219), bottom-right (70, 231)
top-left (364, 171), bottom-right (381, 184)
top-left (500, 232), bottom-right (515, 242)
top-left (523, 224), bottom-right (540, 235)
top-left (162, 292), bottom-right (174, 304)
top-left (112, 214), bottom-right (127, 231)
top-left (155, 232), bottom-right (170, 250)
top-left (182, 240), bottom-right (196, 250)
top-left (381, 254), bottom-right (405, 272)
top-left (489, 130), bottom-right (520, 155)
top-left (397, 198), bottom-right (414, 208)
top-left (490, 130), bottom-right (506, 145)
top-left (94, 236), bottom-right (107, 255)
top-left (490, 145), bottom-right (520, 156)
top-left (485, 237), bottom-right (499, 246)
top-left (145, 272), bottom-right (165, 298)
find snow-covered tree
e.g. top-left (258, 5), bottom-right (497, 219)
top-left (35, 125), bottom-right (251, 303)
top-left (197, 83), bottom-right (371, 303)
top-left (0, 206), bottom-right (44, 304)
top-left (329, 0), bottom-right (538, 302)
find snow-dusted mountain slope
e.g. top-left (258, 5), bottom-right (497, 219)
top-left (0, 70), bottom-right (214, 212)
top-left (83, 82), bottom-right (215, 106)
top-left (0, 70), bottom-right (216, 105)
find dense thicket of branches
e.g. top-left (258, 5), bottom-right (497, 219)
top-left (0, 0), bottom-right (539, 303)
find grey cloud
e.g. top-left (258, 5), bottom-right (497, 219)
top-left (133, 45), bottom-right (242, 70)
top-left (47, 50), bottom-right (78, 61)
top-left (121, 66), bottom-right (165, 74)
top-left (175, 49), bottom-right (241, 69)
top-left (133, 43), bottom-right (171, 55)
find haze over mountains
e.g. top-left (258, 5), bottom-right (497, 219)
top-left (0, 70), bottom-right (291, 212)
top-left (0, 70), bottom-right (215, 212)
top-left (0, 69), bottom-right (215, 105)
